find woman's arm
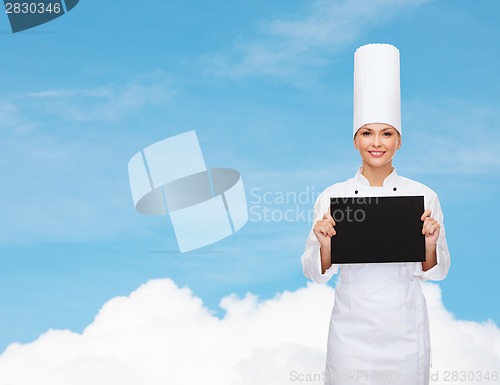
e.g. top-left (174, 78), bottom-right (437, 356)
top-left (422, 244), bottom-right (437, 271)
top-left (320, 244), bottom-right (332, 274)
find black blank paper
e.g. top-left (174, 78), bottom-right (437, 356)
top-left (330, 196), bottom-right (425, 264)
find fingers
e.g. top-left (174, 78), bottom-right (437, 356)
top-left (323, 212), bottom-right (336, 227)
top-left (421, 209), bottom-right (439, 236)
top-left (422, 216), bottom-right (440, 236)
top-left (429, 222), bottom-right (440, 235)
top-left (315, 220), bottom-right (336, 237)
top-left (314, 211), bottom-right (337, 238)
top-left (420, 209), bottom-right (431, 221)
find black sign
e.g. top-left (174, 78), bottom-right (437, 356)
top-left (330, 196), bottom-right (425, 264)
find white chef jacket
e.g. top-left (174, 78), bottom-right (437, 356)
top-left (301, 167), bottom-right (451, 385)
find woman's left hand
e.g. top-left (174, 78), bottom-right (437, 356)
top-left (421, 209), bottom-right (440, 248)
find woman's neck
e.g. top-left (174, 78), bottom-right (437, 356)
top-left (361, 162), bottom-right (394, 187)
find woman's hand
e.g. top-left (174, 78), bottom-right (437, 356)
top-left (313, 210), bottom-right (336, 249)
top-left (421, 209), bottom-right (440, 247)
top-left (314, 210), bottom-right (336, 274)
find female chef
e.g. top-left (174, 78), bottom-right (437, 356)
top-left (300, 43), bottom-right (451, 385)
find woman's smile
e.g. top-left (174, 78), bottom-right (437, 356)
top-left (368, 150), bottom-right (387, 157)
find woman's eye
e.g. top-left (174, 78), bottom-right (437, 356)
top-left (362, 131), bottom-right (371, 136)
top-left (383, 132), bottom-right (392, 137)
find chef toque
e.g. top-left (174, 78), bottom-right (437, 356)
top-left (353, 43), bottom-right (401, 137)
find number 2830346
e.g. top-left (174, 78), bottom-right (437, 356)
top-left (5, 2), bottom-right (62, 14)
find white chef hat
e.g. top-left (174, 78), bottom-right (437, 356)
top-left (353, 43), bottom-right (401, 137)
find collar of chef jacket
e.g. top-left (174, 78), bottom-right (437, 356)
top-left (352, 166), bottom-right (400, 196)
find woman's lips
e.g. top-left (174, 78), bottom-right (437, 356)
top-left (368, 151), bottom-right (386, 157)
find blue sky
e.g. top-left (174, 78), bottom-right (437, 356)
top-left (0, 0), bottom-right (499, 352)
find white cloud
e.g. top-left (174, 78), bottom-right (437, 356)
top-left (423, 284), bottom-right (500, 381)
top-left (0, 278), bottom-right (498, 385)
top-left (206, 0), bottom-right (431, 83)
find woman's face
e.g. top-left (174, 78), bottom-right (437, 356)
top-left (354, 123), bottom-right (401, 168)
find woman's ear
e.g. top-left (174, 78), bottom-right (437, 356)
top-left (397, 133), bottom-right (402, 149)
top-left (353, 134), bottom-right (358, 150)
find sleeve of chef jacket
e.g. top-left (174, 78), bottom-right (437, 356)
top-left (300, 192), bottom-right (339, 283)
top-left (420, 194), bottom-right (451, 281)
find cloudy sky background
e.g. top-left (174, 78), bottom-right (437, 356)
top-left (0, 0), bottom-right (499, 382)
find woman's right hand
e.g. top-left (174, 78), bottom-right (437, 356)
top-left (313, 210), bottom-right (336, 249)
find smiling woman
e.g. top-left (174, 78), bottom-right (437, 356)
top-left (301, 43), bottom-right (451, 385)
top-left (354, 123), bottom-right (401, 185)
